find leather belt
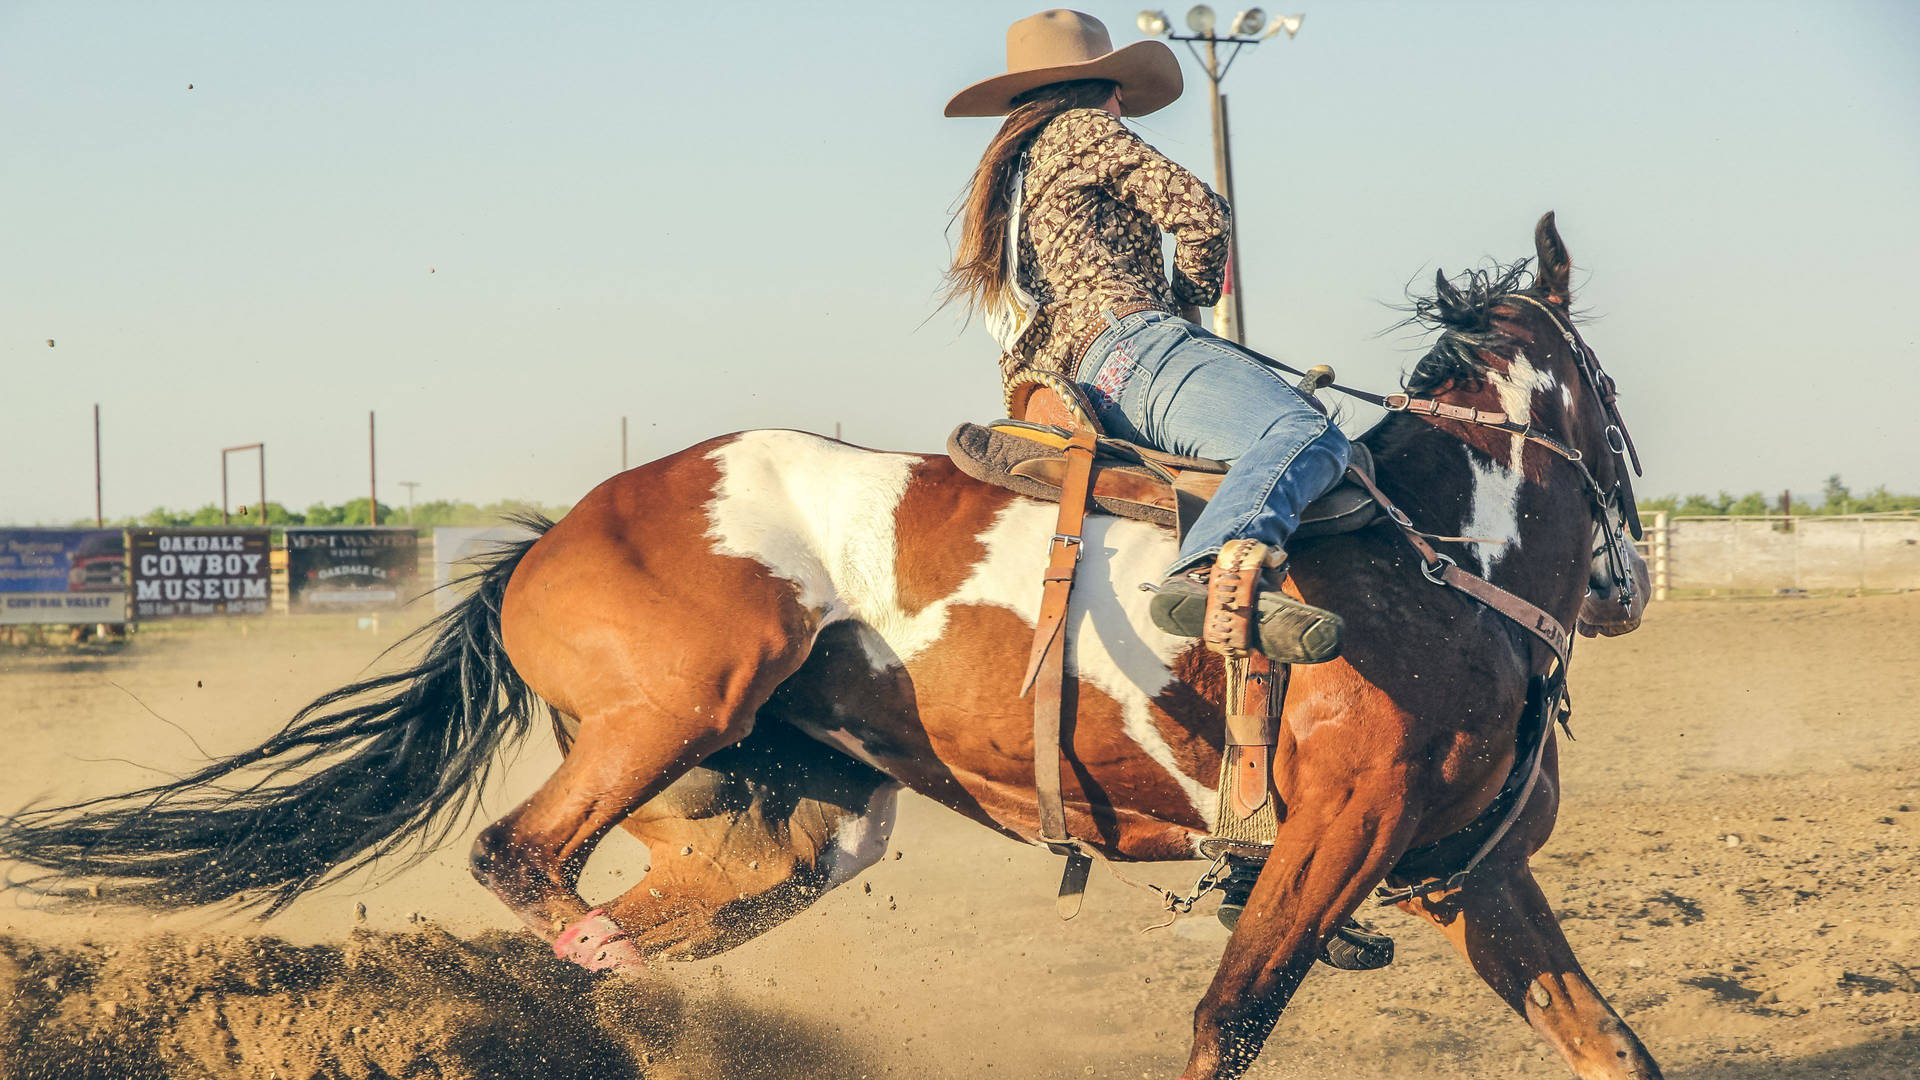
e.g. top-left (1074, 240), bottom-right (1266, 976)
top-left (1070, 301), bottom-right (1170, 375)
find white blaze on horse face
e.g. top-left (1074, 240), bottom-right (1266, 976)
top-left (703, 431), bottom-right (1214, 833)
top-left (1461, 350), bottom-right (1558, 574)
top-left (1496, 350), bottom-right (1556, 460)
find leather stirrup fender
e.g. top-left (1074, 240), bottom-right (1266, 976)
top-left (1025, 428), bottom-right (1099, 918)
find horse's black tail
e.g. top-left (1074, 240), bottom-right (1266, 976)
top-left (0, 516), bottom-right (555, 914)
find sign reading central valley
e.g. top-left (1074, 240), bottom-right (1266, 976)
top-left (0, 529), bottom-right (130, 624)
top-left (130, 528), bottom-right (271, 618)
top-left (285, 527), bottom-right (419, 611)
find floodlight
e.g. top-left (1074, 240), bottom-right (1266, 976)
top-left (1137, 10), bottom-right (1171, 36)
top-left (1231, 8), bottom-right (1267, 37)
top-left (1263, 13), bottom-right (1304, 39)
top-left (1185, 4), bottom-right (1216, 35)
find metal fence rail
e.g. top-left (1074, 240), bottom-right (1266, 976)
top-left (1635, 511), bottom-right (1920, 597)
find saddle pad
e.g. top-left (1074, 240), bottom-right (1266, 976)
top-left (948, 422), bottom-right (1182, 526)
top-left (947, 422), bottom-right (1381, 538)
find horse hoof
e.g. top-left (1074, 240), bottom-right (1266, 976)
top-left (554, 908), bottom-right (648, 974)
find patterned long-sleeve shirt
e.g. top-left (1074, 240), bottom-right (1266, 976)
top-left (999, 108), bottom-right (1231, 385)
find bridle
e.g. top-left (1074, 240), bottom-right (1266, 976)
top-left (1266, 291), bottom-right (1644, 614)
top-left (1498, 294), bottom-right (1644, 614)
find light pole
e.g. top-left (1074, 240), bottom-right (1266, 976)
top-left (399, 481), bottom-right (422, 525)
top-left (1137, 7), bottom-right (1303, 344)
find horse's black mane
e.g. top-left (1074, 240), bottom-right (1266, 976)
top-left (1400, 259), bottom-right (1536, 394)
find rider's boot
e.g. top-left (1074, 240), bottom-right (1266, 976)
top-left (1155, 542), bottom-right (1392, 968)
top-left (1147, 553), bottom-right (1342, 663)
top-left (1214, 857), bottom-right (1395, 970)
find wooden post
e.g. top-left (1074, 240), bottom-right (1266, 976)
top-left (1859, 515), bottom-right (1869, 594)
top-left (93, 404), bottom-right (103, 527)
top-left (1652, 510), bottom-right (1670, 601)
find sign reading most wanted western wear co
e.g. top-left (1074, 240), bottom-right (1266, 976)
top-left (284, 527), bottom-right (419, 611)
top-left (129, 528), bottom-right (271, 618)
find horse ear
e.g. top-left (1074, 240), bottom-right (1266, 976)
top-left (1534, 211), bottom-right (1572, 305)
top-left (1433, 267), bottom-right (1463, 313)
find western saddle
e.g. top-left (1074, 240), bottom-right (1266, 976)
top-left (947, 367), bottom-right (1378, 919)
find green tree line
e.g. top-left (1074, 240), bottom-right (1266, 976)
top-left (1640, 475), bottom-right (1919, 517)
top-left (82, 497), bottom-right (569, 535)
top-left (58, 474), bottom-right (1915, 530)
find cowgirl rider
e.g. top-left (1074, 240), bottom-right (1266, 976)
top-left (943, 9), bottom-right (1351, 664)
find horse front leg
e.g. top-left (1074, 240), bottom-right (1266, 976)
top-left (1400, 860), bottom-right (1664, 1079)
top-left (1181, 772), bottom-right (1415, 1080)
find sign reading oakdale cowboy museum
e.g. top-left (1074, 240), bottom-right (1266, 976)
top-left (285, 527), bottom-right (419, 611)
top-left (129, 528), bottom-right (271, 618)
top-left (0, 529), bottom-right (130, 624)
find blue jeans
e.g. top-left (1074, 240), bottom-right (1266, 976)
top-left (1074, 308), bottom-right (1351, 577)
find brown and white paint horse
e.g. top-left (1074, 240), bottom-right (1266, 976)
top-left (3, 216), bottom-right (1656, 1080)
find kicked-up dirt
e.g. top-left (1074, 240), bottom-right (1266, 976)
top-left (2, 594), bottom-right (1916, 1078)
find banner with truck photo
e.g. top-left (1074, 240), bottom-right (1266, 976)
top-left (433, 525), bottom-right (538, 613)
top-left (129, 528), bottom-right (271, 618)
top-left (0, 529), bottom-right (130, 625)
top-left (284, 527), bottom-right (420, 611)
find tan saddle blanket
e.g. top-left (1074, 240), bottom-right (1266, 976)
top-left (946, 421), bottom-right (1378, 540)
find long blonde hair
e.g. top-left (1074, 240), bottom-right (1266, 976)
top-left (942, 79), bottom-right (1118, 318)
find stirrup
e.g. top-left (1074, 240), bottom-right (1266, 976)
top-left (1214, 861), bottom-right (1396, 970)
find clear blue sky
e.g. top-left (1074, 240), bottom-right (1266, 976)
top-left (5, 0), bottom-right (1916, 524)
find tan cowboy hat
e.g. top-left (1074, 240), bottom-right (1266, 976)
top-left (944, 9), bottom-right (1182, 118)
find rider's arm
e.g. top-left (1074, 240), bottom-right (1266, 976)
top-left (1063, 110), bottom-right (1232, 307)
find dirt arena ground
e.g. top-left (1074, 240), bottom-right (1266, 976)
top-left (2, 594), bottom-right (1915, 1079)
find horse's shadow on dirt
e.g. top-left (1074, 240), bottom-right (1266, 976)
top-left (1670, 1031), bottom-right (1920, 1080)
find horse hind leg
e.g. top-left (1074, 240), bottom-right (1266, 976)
top-left (597, 725), bottom-right (900, 963)
top-left (465, 699), bottom-right (758, 971)
top-left (467, 632), bottom-right (812, 969)
top-left (1400, 859), bottom-right (1664, 1079)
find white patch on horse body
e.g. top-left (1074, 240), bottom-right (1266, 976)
top-left (820, 783), bottom-right (900, 888)
top-left (963, 503), bottom-right (1217, 826)
top-left (705, 430), bottom-right (922, 644)
top-left (705, 432), bottom-right (1213, 834)
top-left (1461, 447), bottom-right (1525, 573)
